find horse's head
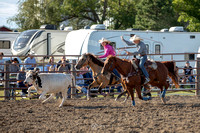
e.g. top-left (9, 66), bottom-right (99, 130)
top-left (102, 56), bottom-right (116, 75)
top-left (75, 53), bottom-right (90, 70)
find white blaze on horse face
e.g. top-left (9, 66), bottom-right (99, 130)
top-left (25, 72), bottom-right (34, 85)
top-left (78, 55), bottom-right (87, 68)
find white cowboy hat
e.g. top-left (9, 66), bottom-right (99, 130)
top-left (129, 35), bottom-right (143, 42)
top-left (98, 37), bottom-right (111, 44)
top-left (29, 51), bottom-right (35, 55)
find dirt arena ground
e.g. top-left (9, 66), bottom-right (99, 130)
top-left (0, 95), bottom-right (200, 133)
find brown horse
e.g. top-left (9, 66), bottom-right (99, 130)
top-left (102, 55), bottom-right (179, 106)
top-left (75, 53), bottom-right (126, 100)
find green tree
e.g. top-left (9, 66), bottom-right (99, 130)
top-left (173, 0), bottom-right (200, 32)
top-left (61, 0), bottom-right (108, 25)
top-left (10, 0), bottom-right (138, 30)
top-left (135, 0), bottom-right (180, 30)
top-left (9, 0), bottom-right (109, 30)
top-left (108, 0), bottom-right (136, 29)
top-left (8, 0), bottom-right (65, 31)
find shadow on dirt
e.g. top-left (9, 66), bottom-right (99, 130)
top-left (161, 103), bottom-right (200, 108)
top-left (74, 106), bottom-right (124, 109)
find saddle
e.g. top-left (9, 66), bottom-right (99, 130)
top-left (131, 58), bottom-right (157, 83)
top-left (132, 58), bottom-right (157, 71)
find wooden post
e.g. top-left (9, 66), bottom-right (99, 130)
top-left (4, 60), bottom-right (10, 100)
top-left (71, 60), bottom-right (76, 98)
top-left (9, 64), bottom-right (18, 100)
top-left (195, 58), bottom-right (200, 96)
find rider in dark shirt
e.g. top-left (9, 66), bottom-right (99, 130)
top-left (121, 35), bottom-right (150, 84)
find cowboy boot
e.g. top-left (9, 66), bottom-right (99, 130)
top-left (144, 77), bottom-right (150, 84)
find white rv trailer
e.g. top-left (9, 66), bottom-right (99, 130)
top-left (11, 29), bottom-right (71, 60)
top-left (0, 31), bottom-right (19, 55)
top-left (65, 29), bottom-right (200, 67)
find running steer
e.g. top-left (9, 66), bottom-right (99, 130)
top-left (24, 70), bottom-right (73, 107)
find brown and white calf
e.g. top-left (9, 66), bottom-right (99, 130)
top-left (24, 70), bottom-right (74, 107)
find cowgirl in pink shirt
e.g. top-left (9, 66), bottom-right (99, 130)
top-left (98, 38), bottom-right (116, 58)
top-left (98, 38), bottom-right (120, 80)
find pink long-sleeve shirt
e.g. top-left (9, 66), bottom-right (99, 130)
top-left (99, 44), bottom-right (116, 58)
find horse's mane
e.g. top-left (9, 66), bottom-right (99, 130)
top-left (109, 55), bottom-right (130, 63)
top-left (87, 53), bottom-right (104, 67)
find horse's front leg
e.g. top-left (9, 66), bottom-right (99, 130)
top-left (126, 86), bottom-right (135, 106)
top-left (87, 81), bottom-right (98, 101)
top-left (98, 82), bottom-right (107, 97)
top-left (160, 86), bottom-right (167, 104)
top-left (115, 90), bottom-right (127, 101)
top-left (121, 81), bottom-right (129, 103)
top-left (143, 85), bottom-right (152, 97)
top-left (115, 90), bottom-right (129, 103)
top-left (135, 86), bottom-right (151, 101)
top-left (123, 92), bottom-right (130, 103)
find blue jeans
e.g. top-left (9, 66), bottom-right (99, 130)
top-left (187, 76), bottom-right (193, 82)
top-left (113, 68), bottom-right (121, 78)
top-left (26, 67), bottom-right (34, 70)
top-left (139, 55), bottom-right (149, 78)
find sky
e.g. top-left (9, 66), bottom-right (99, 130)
top-left (0, 0), bottom-right (19, 29)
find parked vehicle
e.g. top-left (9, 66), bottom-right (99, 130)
top-left (0, 31), bottom-right (19, 55)
top-left (11, 26), bottom-right (71, 61)
top-left (65, 25), bottom-right (200, 67)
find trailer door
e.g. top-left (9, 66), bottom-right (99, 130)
top-left (152, 42), bottom-right (163, 61)
top-left (143, 41), bottom-right (151, 60)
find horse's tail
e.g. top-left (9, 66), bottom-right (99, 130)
top-left (162, 61), bottom-right (179, 88)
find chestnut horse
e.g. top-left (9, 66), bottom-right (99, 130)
top-left (75, 53), bottom-right (126, 100)
top-left (102, 55), bottom-right (179, 106)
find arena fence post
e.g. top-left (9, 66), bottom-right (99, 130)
top-left (195, 57), bottom-right (200, 96)
top-left (4, 60), bottom-right (10, 100)
top-left (71, 60), bottom-right (77, 98)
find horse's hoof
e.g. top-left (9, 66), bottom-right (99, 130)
top-left (122, 99), bottom-right (127, 103)
top-left (148, 96), bottom-right (152, 100)
top-left (142, 96), bottom-right (151, 101)
top-left (132, 100), bottom-right (135, 106)
top-left (101, 93), bottom-right (106, 97)
top-left (161, 97), bottom-right (166, 104)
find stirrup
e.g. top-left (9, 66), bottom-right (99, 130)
top-left (144, 78), bottom-right (150, 84)
top-left (116, 77), bottom-right (121, 82)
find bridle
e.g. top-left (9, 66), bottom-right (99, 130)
top-left (77, 56), bottom-right (90, 68)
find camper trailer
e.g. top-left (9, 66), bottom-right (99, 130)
top-left (65, 27), bottom-right (200, 67)
top-left (0, 31), bottom-right (19, 55)
top-left (11, 29), bottom-right (71, 60)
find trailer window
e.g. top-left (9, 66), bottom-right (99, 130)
top-left (13, 30), bottom-right (38, 50)
top-left (145, 44), bottom-right (149, 54)
top-left (100, 42), bottom-right (116, 50)
top-left (0, 41), bottom-right (10, 49)
top-left (155, 44), bottom-right (160, 54)
top-left (190, 35), bottom-right (195, 39)
top-left (185, 54), bottom-right (195, 60)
